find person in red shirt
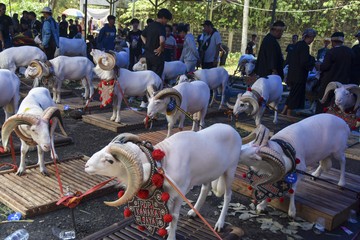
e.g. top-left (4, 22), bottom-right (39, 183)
top-left (172, 23), bottom-right (184, 60)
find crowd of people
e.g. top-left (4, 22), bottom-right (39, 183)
top-left (247, 20), bottom-right (360, 117)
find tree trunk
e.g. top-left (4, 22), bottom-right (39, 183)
top-left (240, 0), bottom-right (249, 55)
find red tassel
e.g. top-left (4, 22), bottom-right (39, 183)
top-left (100, 96), bottom-right (103, 101)
top-left (161, 192), bottom-right (170, 202)
top-left (247, 87), bottom-right (252, 92)
top-left (351, 126), bottom-right (357, 130)
top-left (259, 97), bottom-right (264, 103)
top-left (323, 107), bottom-right (328, 112)
top-left (152, 173), bottom-right (164, 188)
top-left (266, 198), bottom-right (272, 202)
top-left (98, 90), bottom-right (102, 94)
top-left (124, 208), bottom-right (132, 218)
top-left (98, 82), bottom-right (102, 87)
top-left (137, 189), bottom-right (149, 199)
top-left (279, 197), bottom-right (284, 203)
top-left (117, 190), bottom-right (124, 198)
top-left (295, 158), bottom-right (301, 164)
top-left (49, 119), bottom-right (53, 125)
top-left (163, 214), bottom-right (173, 223)
top-left (100, 104), bottom-right (104, 109)
top-left (248, 186), bottom-right (253, 191)
top-left (157, 228), bottom-right (167, 237)
top-left (242, 173), bottom-right (247, 178)
top-left (110, 92), bottom-right (114, 97)
top-left (137, 225), bottom-right (145, 231)
top-left (152, 149), bottom-right (165, 161)
top-left (288, 188), bottom-right (294, 194)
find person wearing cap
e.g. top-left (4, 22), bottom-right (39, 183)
top-left (282, 28), bottom-right (316, 116)
top-left (141, 8), bottom-right (172, 79)
top-left (315, 32), bottom-right (355, 113)
top-left (127, 18), bottom-right (142, 70)
top-left (97, 15), bottom-right (116, 51)
top-left (41, 7), bottom-right (59, 60)
top-left (316, 38), bottom-right (331, 62)
top-left (255, 20), bottom-right (285, 80)
top-left (178, 23), bottom-right (200, 73)
top-left (199, 20), bottom-right (221, 69)
top-left (59, 14), bottom-right (68, 38)
top-left (351, 31), bottom-right (360, 85)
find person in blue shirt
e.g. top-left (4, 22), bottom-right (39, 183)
top-left (41, 7), bottom-right (59, 60)
top-left (97, 15), bottom-right (116, 51)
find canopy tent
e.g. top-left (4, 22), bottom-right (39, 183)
top-left (87, 8), bottom-right (110, 22)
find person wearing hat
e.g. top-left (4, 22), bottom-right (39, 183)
top-left (316, 38), bottom-right (331, 62)
top-left (141, 8), bottom-right (172, 79)
top-left (97, 15), bottom-right (117, 51)
top-left (315, 32), bottom-right (355, 113)
top-left (351, 31), bottom-right (360, 85)
top-left (59, 14), bottom-right (68, 38)
top-left (199, 20), bottom-right (221, 69)
top-left (255, 20), bottom-right (286, 80)
top-left (282, 28), bottom-right (317, 116)
top-left (127, 18), bottom-right (142, 70)
top-left (41, 7), bottom-right (59, 60)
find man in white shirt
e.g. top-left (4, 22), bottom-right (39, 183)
top-left (200, 20), bottom-right (221, 69)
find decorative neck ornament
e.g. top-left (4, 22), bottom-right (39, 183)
top-left (166, 97), bottom-right (177, 115)
top-left (324, 104), bottom-right (359, 130)
top-left (98, 79), bottom-right (115, 108)
top-left (122, 147), bottom-right (172, 237)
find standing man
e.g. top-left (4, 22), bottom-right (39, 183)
top-left (28, 12), bottom-right (42, 36)
top-left (316, 38), bottom-right (331, 62)
top-left (127, 18), bottom-right (142, 70)
top-left (41, 7), bottom-right (59, 60)
top-left (255, 20), bottom-right (286, 80)
top-left (351, 31), bottom-right (360, 85)
top-left (179, 23), bottom-right (199, 73)
top-left (59, 14), bottom-right (68, 38)
top-left (141, 8), bottom-right (172, 78)
top-left (88, 17), bottom-right (93, 35)
top-left (315, 32), bottom-right (355, 113)
top-left (97, 15), bottom-right (116, 51)
top-left (284, 34), bottom-right (298, 65)
top-left (200, 20), bottom-right (221, 69)
top-left (245, 34), bottom-right (257, 56)
top-left (20, 11), bottom-right (29, 32)
top-left (0, 3), bottom-right (13, 51)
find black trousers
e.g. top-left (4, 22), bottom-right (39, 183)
top-left (146, 55), bottom-right (164, 79)
top-left (202, 62), bottom-right (215, 69)
top-left (44, 40), bottom-right (57, 60)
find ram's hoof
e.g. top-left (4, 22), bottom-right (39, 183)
top-left (41, 170), bottom-right (50, 176)
top-left (16, 170), bottom-right (25, 176)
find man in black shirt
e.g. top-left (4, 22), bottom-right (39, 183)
top-left (245, 34), bottom-right (257, 56)
top-left (28, 12), bottom-right (42, 37)
top-left (0, 3), bottom-right (13, 51)
top-left (59, 14), bottom-right (68, 38)
top-left (255, 20), bottom-right (285, 80)
top-left (351, 31), bottom-right (360, 85)
top-left (20, 10), bottom-right (29, 32)
top-left (284, 34), bottom-right (298, 64)
top-left (127, 18), bottom-right (142, 70)
top-left (68, 19), bottom-right (77, 39)
top-left (141, 8), bottom-right (172, 79)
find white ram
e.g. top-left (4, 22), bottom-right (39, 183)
top-left (1, 87), bottom-right (67, 175)
top-left (240, 113), bottom-right (349, 218)
top-left (35, 36), bottom-right (87, 57)
top-left (91, 49), bottom-right (163, 123)
top-left (24, 56), bottom-right (95, 104)
top-left (320, 81), bottom-right (360, 116)
top-left (133, 58), bottom-right (187, 84)
top-left (0, 69), bottom-right (20, 122)
top-left (147, 81), bottom-right (210, 137)
top-left (227, 75), bottom-right (283, 126)
top-left (85, 123), bottom-right (242, 240)
top-left (91, 49), bottom-right (129, 69)
top-left (178, 67), bottom-right (229, 109)
top-left (0, 46), bottom-right (47, 73)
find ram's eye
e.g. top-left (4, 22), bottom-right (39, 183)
top-left (240, 103), bottom-right (245, 107)
top-left (106, 159), bottom-right (114, 164)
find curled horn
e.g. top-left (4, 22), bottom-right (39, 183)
top-left (242, 124), bottom-right (269, 145)
top-left (110, 133), bottom-right (140, 144)
top-left (347, 86), bottom-right (360, 110)
top-left (104, 144), bottom-right (144, 207)
top-left (154, 88), bottom-right (182, 107)
top-left (255, 146), bottom-right (286, 187)
top-left (240, 95), bottom-right (259, 116)
top-left (98, 52), bottom-right (116, 71)
top-left (226, 102), bottom-right (234, 109)
top-left (42, 107), bottom-right (67, 136)
top-left (1, 114), bottom-right (40, 148)
top-left (28, 60), bottom-right (43, 78)
top-left (319, 82), bottom-right (343, 104)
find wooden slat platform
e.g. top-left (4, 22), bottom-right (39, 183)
top-left (232, 164), bottom-right (360, 231)
top-left (0, 133), bottom-right (73, 157)
top-left (83, 210), bottom-right (242, 240)
top-left (138, 127), bottom-right (192, 145)
top-left (56, 97), bottom-right (104, 112)
top-left (0, 155), bottom-right (117, 217)
top-left (82, 110), bottom-right (166, 133)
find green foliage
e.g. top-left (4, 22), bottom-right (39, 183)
top-left (7, 1), bottom-right (47, 16)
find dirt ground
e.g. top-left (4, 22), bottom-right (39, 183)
top-left (0, 90), bottom-right (360, 240)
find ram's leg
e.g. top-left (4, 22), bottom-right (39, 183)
top-left (17, 141), bottom-right (29, 176)
top-left (334, 152), bottom-right (346, 187)
top-left (199, 107), bottom-right (207, 130)
top-left (312, 157), bottom-right (331, 178)
top-left (256, 200), bottom-right (268, 213)
top-left (55, 80), bottom-right (62, 104)
top-left (288, 181), bottom-right (299, 218)
top-left (191, 113), bottom-right (198, 131)
top-left (255, 107), bottom-right (266, 126)
top-left (187, 183), bottom-right (211, 217)
top-left (178, 114), bottom-right (185, 131)
top-left (166, 120), bottom-right (174, 138)
top-left (219, 86), bottom-right (225, 109)
top-left (115, 94), bottom-right (122, 123)
top-left (167, 196), bottom-right (183, 240)
top-left (270, 101), bottom-right (279, 124)
top-left (37, 145), bottom-right (49, 176)
top-left (81, 78), bottom-right (89, 99)
top-left (110, 97), bottom-right (117, 121)
top-left (209, 89), bottom-right (215, 107)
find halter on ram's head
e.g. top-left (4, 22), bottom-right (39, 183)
top-left (240, 125), bottom-right (287, 187)
top-left (320, 81), bottom-right (360, 112)
top-left (85, 133), bottom-right (147, 207)
top-left (147, 88), bottom-right (182, 118)
top-left (227, 93), bottom-right (259, 116)
top-left (1, 107), bottom-right (67, 151)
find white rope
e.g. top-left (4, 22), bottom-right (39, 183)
top-left (228, 0), bottom-right (359, 13)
